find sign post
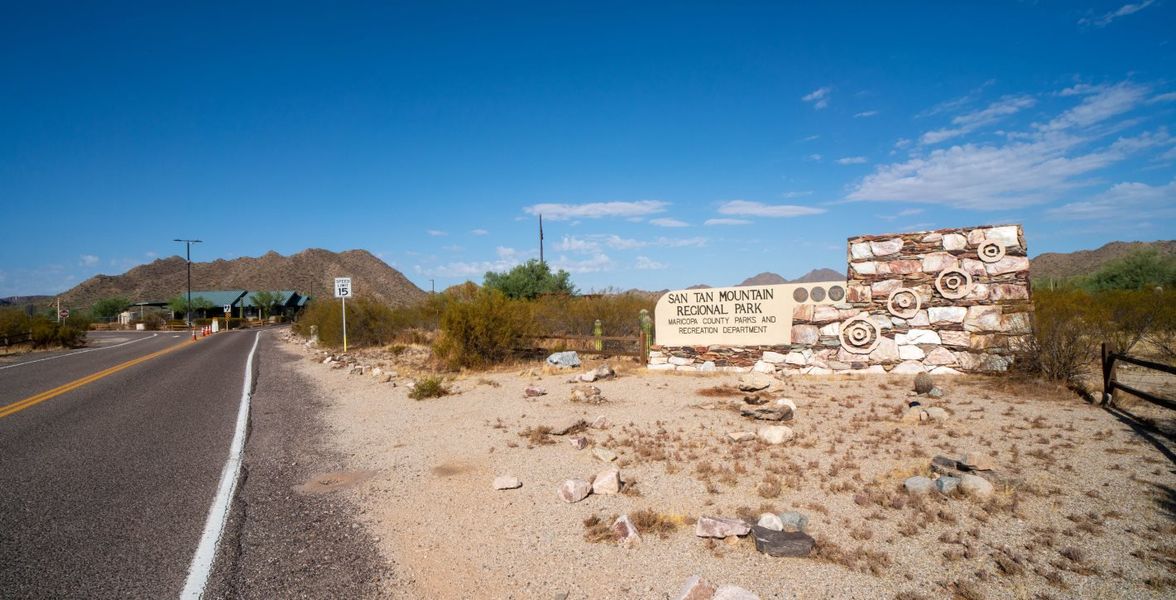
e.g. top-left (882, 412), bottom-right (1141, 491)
top-left (224, 304), bottom-right (231, 331)
top-left (334, 277), bottom-right (352, 352)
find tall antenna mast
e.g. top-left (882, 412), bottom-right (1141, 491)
top-left (539, 214), bottom-right (545, 265)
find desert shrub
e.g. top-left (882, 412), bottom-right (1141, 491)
top-left (1022, 289), bottom-right (1097, 382)
top-left (408, 376), bottom-right (449, 400)
top-left (91, 297), bottom-right (131, 321)
top-left (434, 288), bottom-right (534, 369)
top-left (1087, 289), bottom-right (1172, 354)
top-left (1083, 248), bottom-right (1176, 292)
top-left (484, 259), bottom-right (575, 300)
top-left (531, 292), bottom-right (655, 337)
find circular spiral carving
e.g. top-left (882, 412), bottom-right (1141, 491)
top-left (828, 285), bottom-right (845, 302)
top-left (811, 286), bottom-right (826, 302)
top-left (977, 240), bottom-right (1006, 263)
top-left (935, 268), bottom-right (974, 299)
top-left (839, 315), bottom-right (882, 354)
top-left (886, 288), bottom-right (922, 319)
top-left (793, 287), bottom-right (808, 302)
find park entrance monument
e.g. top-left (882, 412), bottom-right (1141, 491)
top-left (650, 224), bottom-right (1033, 374)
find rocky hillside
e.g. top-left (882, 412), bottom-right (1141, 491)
top-left (58, 249), bottom-right (427, 309)
top-left (736, 268), bottom-right (845, 287)
top-left (1030, 240), bottom-right (1175, 280)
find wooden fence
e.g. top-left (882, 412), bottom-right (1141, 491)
top-left (1101, 342), bottom-right (1176, 410)
top-left (532, 332), bottom-right (649, 360)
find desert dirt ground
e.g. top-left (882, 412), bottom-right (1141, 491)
top-left (278, 333), bottom-right (1176, 600)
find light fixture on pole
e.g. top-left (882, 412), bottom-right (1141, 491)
top-left (174, 238), bottom-right (202, 340)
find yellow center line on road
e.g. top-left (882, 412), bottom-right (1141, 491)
top-left (0, 338), bottom-right (198, 420)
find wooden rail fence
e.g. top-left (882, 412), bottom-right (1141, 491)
top-left (1101, 342), bottom-right (1176, 410)
top-left (531, 332), bottom-right (649, 361)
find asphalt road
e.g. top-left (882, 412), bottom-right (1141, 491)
top-left (0, 328), bottom-right (387, 599)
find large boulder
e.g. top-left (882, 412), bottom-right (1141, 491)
top-left (546, 351), bottom-right (581, 368)
top-left (757, 425), bottom-right (795, 445)
top-left (592, 468), bottom-right (621, 495)
top-left (750, 525), bottom-right (815, 557)
top-left (737, 373), bottom-right (773, 392)
top-left (611, 514), bottom-right (641, 548)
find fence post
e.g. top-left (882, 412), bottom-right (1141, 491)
top-left (593, 319), bottom-right (603, 352)
top-left (1101, 342), bottom-right (1118, 407)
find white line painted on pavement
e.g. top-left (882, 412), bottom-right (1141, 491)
top-left (180, 331), bottom-right (260, 600)
top-left (0, 334), bottom-right (159, 371)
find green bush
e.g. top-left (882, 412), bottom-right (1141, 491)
top-left (408, 376), bottom-right (450, 400)
top-left (1023, 289), bottom-right (1097, 382)
top-left (434, 288), bottom-right (534, 369)
top-left (484, 260), bottom-right (576, 300)
top-left (92, 297), bottom-right (131, 321)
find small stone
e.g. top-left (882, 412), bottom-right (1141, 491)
top-left (901, 408), bottom-right (925, 423)
top-left (959, 452), bottom-right (995, 471)
top-left (904, 476), bottom-right (934, 495)
top-left (524, 385), bottom-right (547, 397)
top-left (570, 385), bottom-right (604, 403)
top-left (959, 474), bottom-right (995, 499)
top-left (550, 417), bottom-right (586, 435)
top-left (593, 447), bottom-right (618, 463)
top-left (737, 373), bottom-right (773, 392)
top-left (778, 511), bottom-right (809, 532)
top-left (925, 406), bottom-right (948, 421)
top-left (380, 374), bottom-right (394, 383)
top-left (611, 514), bottom-right (641, 548)
top-left (761, 350), bottom-right (787, 364)
top-left (569, 436), bottom-right (588, 450)
top-left (750, 525), bottom-right (815, 558)
top-left (752, 360), bottom-right (775, 374)
top-left (776, 398), bottom-right (798, 413)
top-left (756, 513), bottom-right (784, 531)
top-left (927, 387), bottom-right (944, 399)
top-left (935, 476), bottom-right (961, 495)
top-left (593, 364), bottom-right (616, 380)
top-left (757, 425), bottom-right (795, 445)
top-left (493, 476), bottom-right (522, 490)
top-left (727, 431), bottom-right (756, 443)
top-left (590, 415), bottom-right (610, 429)
top-left (674, 575), bottom-right (716, 600)
top-left (694, 516), bottom-right (751, 538)
top-left (743, 394), bottom-right (768, 405)
top-left (577, 371), bottom-right (598, 383)
top-left (557, 479), bottom-right (591, 503)
top-left (931, 455), bottom-right (962, 475)
top-left (740, 405), bottom-right (793, 421)
top-left (592, 468), bottom-right (621, 495)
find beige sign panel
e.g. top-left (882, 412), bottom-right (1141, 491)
top-left (654, 281), bottom-right (846, 347)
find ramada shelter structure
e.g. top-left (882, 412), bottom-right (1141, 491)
top-left (159, 290), bottom-right (310, 320)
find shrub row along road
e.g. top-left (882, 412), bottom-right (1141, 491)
top-left (0, 329), bottom-right (386, 599)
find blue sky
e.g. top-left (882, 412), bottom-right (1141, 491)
top-left (1, 2), bottom-right (1173, 297)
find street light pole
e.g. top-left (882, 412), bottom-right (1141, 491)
top-left (174, 238), bottom-right (202, 340)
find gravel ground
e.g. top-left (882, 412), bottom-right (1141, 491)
top-left (278, 337), bottom-right (1176, 600)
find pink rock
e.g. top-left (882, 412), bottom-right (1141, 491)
top-left (524, 385), bottom-right (547, 397)
top-left (558, 479), bottom-right (591, 503)
top-left (990, 284), bottom-right (1030, 301)
top-left (695, 516), bottom-right (751, 538)
top-left (592, 468), bottom-right (621, 495)
top-left (591, 415), bottom-right (610, 429)
top-left (922, 252), bottom-right (960, 273)
top-left (846, 285), bottom-right (871, 303)
top-left (851, 261), bottom-right (877, 275)
top-left (792, 304), bottom-right (814, 321)
top-left (812, 305), bottom-right (840, 323)
top-left (985, 256), bottom-right (1030, 276)
top-left (569, 436), bottom-right (589, 450)
top-left (940, 330), bottom-right (970, 347)
top-left (871, 279), bottom-right (903, 298)
top-left (611, 514), bottom-right (641, 548)
top-left (790, 325), bottom-right (819, 345)
top-left (964, 305), bottom-right (1002, 332)
top-left (674, 575), bottom-right (717, 600)
top-left (713, 585), bottom-right (761, 600)
top-left (924, 347), bottom-right (958, 366)
top-left (942, 233), bottom-right (967, 251)
top-left (870, 237), bottom-right (904, 256)
top-left (1000, 312), bottom-right (1032, 334)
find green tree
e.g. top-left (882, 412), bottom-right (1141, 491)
top-left (1083, 249), bottom-right (1176, 292)
top-left (250, 291), bottom-right (283, 319)
top-left (483, 260), bottom-right (575, 300)
top-left (168, 295), bottom-right (214, 320)
top-left (92, 297), bottom-right (131, 321)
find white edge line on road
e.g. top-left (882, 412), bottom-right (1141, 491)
top-left (0, 333), bottom-right (159, 371)
top-left (180, 331), bottom-right (261, 600)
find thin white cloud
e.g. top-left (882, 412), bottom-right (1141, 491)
top-left (807, 153), bottom-right (823, 161)
top-left (1150, 92), bottom-right (1176, 104)
top-left (780, 191), bottom-right (812, 199)
top-left (801, 135), bottom-right (820, 142)
top-left (1078, 0), bottom-right (1155, 27)
top-left (836, 156), bottom-right (868, 165)
top-left (420, 246), bottom-right (527, 278)
top-left (442, 244), bottom-right (463, 253)
top-left (470, 228), bottom-right (489, 236)
top-left (718, 200), bottom-right (826, 217)
top-left (801, 87), bottom-right (832, 110)
top-left (557, 236), bottom-right (600, 253)
top-left (1035, 82), bottom-right (1148, 133)
top-left (553, 253), bottom-right (613, 273)
top-left (524, 200), bottom-right (668, 221)
top-left (649, 217), bottom-right (689, 227)
top-left (426, 229), bottom-right (447, 237)
top-left (917, 79), bottom-right (996, 119)
top-left (634, 256), bottom-right (667, 270)
top-left (704, 218), bottom-right (753, 226)
top-left (79, 255), bottom-right (99, 267)
top-left (849, 81), bottom-right (1166, 210)
top-left (921, 95), bottom-right (1036, 145)
top-left (854, 110), bottom-right (880, 118)
top-left (1046, 178), bottom-right (1176, 220)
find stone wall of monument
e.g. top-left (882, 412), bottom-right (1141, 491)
top-left (648, 224), bottom-right (1033, 375)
